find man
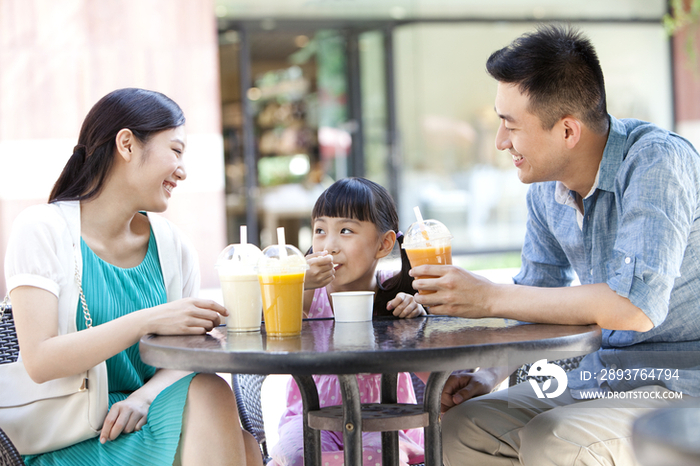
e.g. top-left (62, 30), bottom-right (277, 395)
top-left (411, 25), bottom-right (700, 465)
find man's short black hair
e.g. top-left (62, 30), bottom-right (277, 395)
top-left (486, 24), bottom-right (609, 134)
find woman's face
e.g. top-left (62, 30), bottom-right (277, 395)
top-left (130, 125), bottom-right (187, 212)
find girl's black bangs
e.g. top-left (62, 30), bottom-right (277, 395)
top-left (312, 181), bottom-right (378, 224)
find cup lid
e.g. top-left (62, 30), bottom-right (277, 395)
top-left (216, 243), bottom-right (264, 272)
top-left (258, 244), bottom-right (309, 273)
top-left (402, 219), bottom-right (452, 248)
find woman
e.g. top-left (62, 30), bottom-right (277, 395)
top-left (4, 88), bottom-right (262, 465)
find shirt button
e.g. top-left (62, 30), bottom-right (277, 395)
top-left (625, 257), bottom-right (631, 264)
top-left (590, 269), bottom-right (593, 276)
top-left (611, 365), bottom-right (617, 370)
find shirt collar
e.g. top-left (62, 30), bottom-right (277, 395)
top-left (597, 114), bottom-right (626, 193)
top-left (554, 114), bottom-right (622, 206)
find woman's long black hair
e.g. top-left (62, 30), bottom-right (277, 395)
top-left (311, 177), bottom-right (415, 317)
top-left (49, 88), bottom-right (185, 203)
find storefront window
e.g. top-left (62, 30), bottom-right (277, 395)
top-left (394, 22), bottom-right (672, 252)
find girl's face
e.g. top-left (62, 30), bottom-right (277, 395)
top-left (128, 126), bottom-right (187, 212)
top-left (312, 216), bottom-right (392, 292)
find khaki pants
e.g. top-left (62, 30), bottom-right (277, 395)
top-left (441, 382), bottom-right (679, 466)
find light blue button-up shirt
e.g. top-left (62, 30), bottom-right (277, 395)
top-left (514, 115), bottom-right (700, 396)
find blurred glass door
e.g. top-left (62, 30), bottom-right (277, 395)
top-left (220, 24), bottom-right (397, 251)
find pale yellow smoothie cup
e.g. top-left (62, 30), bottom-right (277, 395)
top-left (216, 243), bottom-right (264, 332)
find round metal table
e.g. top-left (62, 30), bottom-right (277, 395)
top-left (140, 315), bottom-right (601, 466)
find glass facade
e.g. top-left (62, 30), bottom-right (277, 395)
top-left (392, 22), bottom-right (672, 252)
top-left (217, 0), bottom-right (672, 255)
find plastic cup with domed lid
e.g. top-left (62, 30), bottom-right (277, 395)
top-left (258, 228), bottom-right (309, 337)
top-left (216, 226), bottom-right (264, 332)
top-left (402, 207), bottom-right (453, 294)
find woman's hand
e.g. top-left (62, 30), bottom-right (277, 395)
top-left (304, 250), bottom-right (335, 290)
top-left (143, 298), bottom-right (227, 335)
top-left (98, 370), bottom-right (189, 443)
top-left (387, 292), bottom-right (427, 319)
top-left (100, 394), bottom-right (150, 443)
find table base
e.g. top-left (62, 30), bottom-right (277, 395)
top-left (294, 371), bottom-right (451, 466)
top-left (308, 403), bottom-right (429, 431)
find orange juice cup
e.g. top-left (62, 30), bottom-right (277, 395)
top-left (402, 219), bottom-right (453, 295)
top-left (258, 244), bottom-right (309, 337)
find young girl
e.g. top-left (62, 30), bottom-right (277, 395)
top-left (270, 177), bottom-right (426, 466)
top-left (3, 88), bottom-right (261, 466)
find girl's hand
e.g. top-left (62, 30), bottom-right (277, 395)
top-left (99, 394), bottom-right (150, 443)
top-left (144, 298), bottom-right (227, 335)
top-left (387, 292), bottom-right (427, 319)
top-left (305, 250), bottom-right (335, 290)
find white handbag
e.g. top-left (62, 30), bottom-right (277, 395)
top-left (0, 258), bottom-right (108, 455)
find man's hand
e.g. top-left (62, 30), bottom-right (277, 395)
top-left (441, 367), bottom-right (508, 413)
top-left (411, 265), bottom-right (495, 318)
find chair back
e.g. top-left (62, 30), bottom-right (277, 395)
top-left (0, 427), bottom-right (24, 466)
top-left (410, 372), bottom-right (425, 405)
top-left (0, 303), bottom-right (26, 466)
top-left (509, 356), bottom-right (584, 386)
top-left (232, 374), bottom-right (270, 462)
top-left (1, 303), bottom-right (20, 365)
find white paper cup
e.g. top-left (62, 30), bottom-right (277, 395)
top-left (331, 291), bottom-right (374, 322)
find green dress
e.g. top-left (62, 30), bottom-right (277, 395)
top-left (24, 230), bottom-right (195, 465)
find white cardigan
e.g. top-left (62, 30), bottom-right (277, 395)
top-left (2, 200), bottom-right (200, 408)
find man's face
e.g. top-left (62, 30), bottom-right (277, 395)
top-left (494, 82), bottom-right (566, 185)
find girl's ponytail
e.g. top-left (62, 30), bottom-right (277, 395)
top-left (374, 232), bottom-right (417, 317)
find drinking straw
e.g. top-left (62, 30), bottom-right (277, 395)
top-left (413, 206), bottom-right (425, 225)
top-left (413, 206), bottom-right (431, 242)
top-left (240, 225), bottom-right (247, 245)
top-left (277, 227), bottom-right (287, 258)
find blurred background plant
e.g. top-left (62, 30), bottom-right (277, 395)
top-left (664, 0), bottom-right (700, 75)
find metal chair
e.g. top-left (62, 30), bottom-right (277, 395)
top-left (0, 303), bottom-right (26, 466)
top-left (509, 355), bottom-right (584, 386)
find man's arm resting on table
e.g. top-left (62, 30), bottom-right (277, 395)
top-left (411, 265), bottom-right (654, 332)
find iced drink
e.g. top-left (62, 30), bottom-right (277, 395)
top-left (258, 244), bottom-right (309, 337)
top-left (216, 243), bottom-right (264, 332)
top-left (402, 219), bottom-right (453, 295)
top-left (404, 243), bottom-right (453, 267)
